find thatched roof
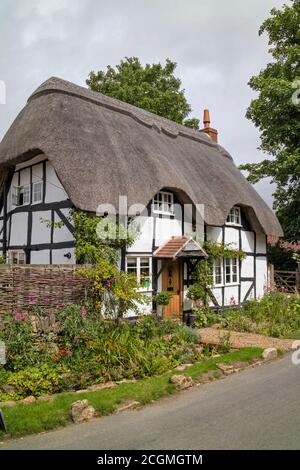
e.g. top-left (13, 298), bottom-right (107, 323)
top-left (0, 77), bottom-right (282, 236)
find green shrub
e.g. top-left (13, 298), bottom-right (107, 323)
top-left (155, 291), bottom-right (173, 306)
top-left (0, 364), bottom-right (69, 400)
top-left (218, 293), bottom-right (300, 338)
top-left (192, 307), bottom-right (218, 328)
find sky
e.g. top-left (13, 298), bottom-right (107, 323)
top-left (0, 0), bottom-right (287, 207)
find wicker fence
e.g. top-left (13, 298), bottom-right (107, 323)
top-left (0, 264), bottom-right (90, 313)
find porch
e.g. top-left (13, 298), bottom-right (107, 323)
top-left (153, 235), bottom-right (207, 319)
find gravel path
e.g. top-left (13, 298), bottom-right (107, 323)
top-left (198, 327), bottom-right (295, 350)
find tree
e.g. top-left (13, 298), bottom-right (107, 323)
top-left (240, 0), bottom-right (300, 249)
top-left (87, 57), bottom-right (200, 129)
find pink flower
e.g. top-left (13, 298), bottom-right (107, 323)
top-left (66, 350), bottom-right (73, 357)
top-left (81, 304), bottom-right (87, 320)
top-left (28, 293), bottom-right (37, 305)
top-left (14, 312), bottom-right (22, 321)
top-left (56, 304), bottom-right (62, 311)
top-left (195, 299), bottom-right (204, 307)
top-left (43, 298), bottom-right (50, 305)
top-left (105, 279), bottom-right (111, 288)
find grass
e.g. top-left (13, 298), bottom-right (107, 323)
top-left (0, 347), bottom-right (263, 440)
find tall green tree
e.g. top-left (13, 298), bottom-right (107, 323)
top-left (240, 0), bottom-right (300, 245)
top-left (87, 57), bottom-right (199, 129)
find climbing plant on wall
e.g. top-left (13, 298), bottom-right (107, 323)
top-left (187, 240), bottom-right (246, 304)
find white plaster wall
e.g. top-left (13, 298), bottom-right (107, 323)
top-left (207, 226), bottom-right (222, 244)
top-left (241, 231), bottom-right (254, 252)
top-left (127, 216), bottom-right (153, 253)
top-left (209, 287), bottom-right (222, 307)
top-left (256, 256), bottom-right (268, 298)
top-left (31, 250), bottom-right (50, 264)
top-left (224, 227), bottom-right (239, 249)
top-left (52, 248), bottom-right (76, 264)
top-left (9, 213), bottom-right (28, 245)
top-left (241, 281), bottom-right (254, 302)
top-left (124, 292), bottom-right (153, 317)
top-left (155, 217), bottom-right (182, 247)
top-left (53, 209), bottom-right (74, 243)
top-left (45, 162), bottom-right (68, 203)
top-left (183, 221), bottom-right (193, 237)
top-left (256, 234), bottom-right (267, 254)
top-left (183, 289), bottom-right (192, 311)
top-left (31, 163), bottom-right (43, 183)
top-left (31, 211), bottom-right (51, 245)
top-left (241, 255), bottom-right (254, 278)
top-left (224, 285), bottom-right (239, 306)
top-left (20, 167), bottom-right (30, 186)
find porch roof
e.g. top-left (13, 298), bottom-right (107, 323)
top-left (153, 236), bottom-right (207, 259)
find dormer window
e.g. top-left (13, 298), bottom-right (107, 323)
top-left (12, 185), bottom-right (30, 207)
top-left (11, 180), bottom-right (43, 207)
top-left (152, 191), bottom-right (174, 215)
top-left (226, 206), bottom-right (241, 226)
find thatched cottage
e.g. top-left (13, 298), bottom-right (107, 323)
top-left (0, 77), bottom-right (282, 316)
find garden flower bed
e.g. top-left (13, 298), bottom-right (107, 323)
top-left (0, 303), bottom-right (212, 403)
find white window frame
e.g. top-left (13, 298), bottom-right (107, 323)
top-left (212, 257), bottom-right (239, 286)
top-left (32, 181), bottom-right (43, 204)
top-left (7, 250), bottom-right (26, 265)
top-left (126, 256), bottom-right (152, 291)
top-left (12, 184), bottom-right (30, 207)
top-left (212, 256), bottom-right (223, 286)
top-left (152, 191), bottom-right (174, 215)
top-left (224, 257), bottom-right (239, 285)
top-left (226, 206), bottom-right (241, 226)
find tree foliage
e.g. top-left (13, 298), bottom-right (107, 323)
top-left (240, 0), bottom-right (300, 244)
top-left (87, 57), bottom-right (200, 129)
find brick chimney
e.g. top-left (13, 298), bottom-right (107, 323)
top-left (201, 109), bottom-right (218, 143)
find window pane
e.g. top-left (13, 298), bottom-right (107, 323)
top-left (140, 257), bottom-right (150, 287)
top-left (127, 258), bottom-right (137, 268)
top-left (234, 208), bottom-right (240, 224)
top-left (24, 186), bottom-right (30, 204)
top-left (33, 182), bottom-right (43, 203)
top-left (214, 257), bottom-right (222, 285)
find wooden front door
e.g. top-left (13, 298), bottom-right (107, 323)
top-left (162, 259), bottom-right (182, 318)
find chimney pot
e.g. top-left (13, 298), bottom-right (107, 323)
top-left (203, 109), bottom-right (210, 128)
top-left (201, 109), bottom-right (218, 143)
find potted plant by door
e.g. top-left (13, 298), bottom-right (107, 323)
top-left (154, 291), bottom-right (173, 318)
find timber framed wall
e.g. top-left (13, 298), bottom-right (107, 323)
top-left (0, 264), bottom-right (90, 313)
